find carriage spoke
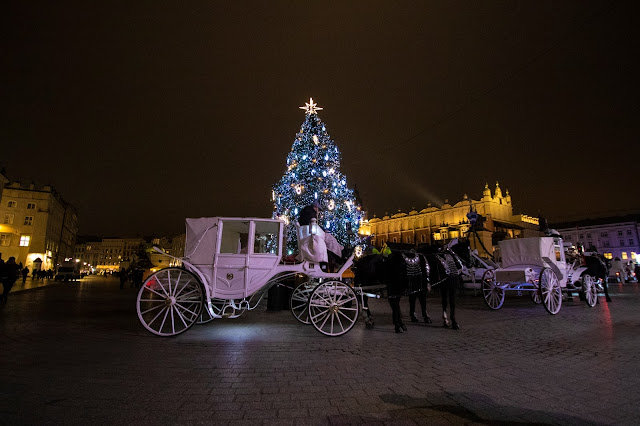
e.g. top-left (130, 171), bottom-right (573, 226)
top-left (154, 274), bottom-right (170, 297)
top-left (174, 278), bottom-right (195, 298)
top-left (159, 306), bottom-right (170, 331)
top-left (147, 306), bottom-right (168, 326)
top-left (141, 303), bottom-right (164, 315)
top-left (176, 287), bottom-right (199, 300)
top-left (175, 302), bottom-right (200, 318)
top-left (174, 305), bottom-right (189, 329)
top-left (170, 305), bottom-right (176, 334)
top-left (144, 285), bottom-right (167, 299)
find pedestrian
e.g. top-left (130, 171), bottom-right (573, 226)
top-left (21, 266), bottom-right (29, 284)
top-left (634, 263), bottom-right (640, 283)
top-left (119, 268), bottom-right (127, 290)
top-left (133, 268), bottom-right (144, 289)
top-left (1, 256), bottom-right (21, 305)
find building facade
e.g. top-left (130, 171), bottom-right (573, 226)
top-left (361, 183), bottom-right (540, 257)
top-left (552, 215), bottom-right (640, 263)
top-left (74, 237), bottom-right (146, 273)
top-left (0, 182), bottom-right (78, 270)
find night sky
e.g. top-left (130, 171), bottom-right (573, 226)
top-left (2, 1), bottom-right (637, 237)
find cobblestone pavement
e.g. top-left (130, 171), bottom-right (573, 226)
top-left (1, 276), bottom-right (639, 425)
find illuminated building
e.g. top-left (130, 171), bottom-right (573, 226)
top-left (0, 181), bottom-right (77, 270)
top-left (552, 214), bottom-right (640, 263)
top-left (366, 183), bottom-right (540, 257)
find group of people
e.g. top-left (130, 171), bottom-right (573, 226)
top-left (119, 267), bottom-right (144, 290)
top-left (30, 268), bottom-right (53, 280)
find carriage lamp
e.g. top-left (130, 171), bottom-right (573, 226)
top-left (355, 245), bottom-right (363, 258)
top-left (310, 219), bottom-right (319, 235)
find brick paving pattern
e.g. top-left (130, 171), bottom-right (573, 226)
top-left (1, 276), bottom-right (639, 425)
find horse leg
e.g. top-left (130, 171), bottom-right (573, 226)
top-left (449, 277), bottom-right (460, 330)
top-left (603, 279), bottom-right (612, 302)
top-left (441, 287), bottom-right (450, 328)
top-left (409, 293), bottom-right (419, 322)
top-left (389, 297), bottom-right (406, 333)
top-left (418, 290), bottom-right (431, 323)
top-left (362, 295), bottom-right (375, 328)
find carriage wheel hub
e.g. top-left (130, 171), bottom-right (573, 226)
top-left (165, 296), bottom-right (176, 307)
top-left (331, 304), bottom-right (339, 313)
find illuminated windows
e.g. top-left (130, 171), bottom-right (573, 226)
top-left (604, 253), bottom-right (612, 260)
top-left (622, 252), bottom-right (628, 260)
top-left (19, 235), bottom-right (31, 247)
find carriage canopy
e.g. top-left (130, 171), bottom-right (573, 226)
top-left (499, 237), bottom-right (561, 269)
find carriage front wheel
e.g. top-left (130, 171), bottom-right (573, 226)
top-left (136, 268), bottom-right (205, 336)
top-left (539, 268), bottom-right (562, 315)
top-left (582, 274), bottom-right (598, 308)
top-left (308, 280), bottom-right (359, 336)
top-left (481, 270), bottom-right (504, 310)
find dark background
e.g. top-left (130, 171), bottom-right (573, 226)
top-left (2, 1), bottom-right (637, 237)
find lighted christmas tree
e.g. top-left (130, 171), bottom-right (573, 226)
top-left (272, 98), bottom-right (365, 253)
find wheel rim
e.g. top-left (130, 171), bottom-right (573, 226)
top-left (539, 268), bottom-right (562, 315)
top-left (481, 270), bottom-right (504, 310)
top-left (530, 288), bottom-right (542, 304)
top-left (583, 275), bottom-right (597, 307)
top-left (290, 281), bottom-right (316, 324)
top-left (137, 268), bottom-right (203, 336)
top-left (308, 281), bottom-right (359, 336)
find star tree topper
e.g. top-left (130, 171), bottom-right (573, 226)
top-left (299, 97), bottom-right (323, 115)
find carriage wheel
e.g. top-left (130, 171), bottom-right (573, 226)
top-left (539, 268), bottom-right (562, 315)
top-left (582, 274), bottom-right (598, 307)
top-left (481, 270), bottom-right (504, 310)
top-left (308, 281), bottom-right (359, 336)
top-left (137, 268), bottom-right (204, 336)
top-left (290, 281), bottom-right (316, 324)
top-left (197, 302), bottom-right (215, 324)
top-left (530, 284), bottom-right (542, 304)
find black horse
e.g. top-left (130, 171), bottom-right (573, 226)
top-left (583, 251), bottom-right (612, 302)
top-left (416, 241), bottom-right (466, 330)
top-left (353, 248), bottom-right (430, 333)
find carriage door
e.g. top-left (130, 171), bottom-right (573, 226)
top-left (245, 220), bottom-right (282, 296)
top-left (214, 220), bottom-right (250, 299)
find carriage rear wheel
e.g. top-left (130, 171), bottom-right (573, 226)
top-left (308, 280), bottom-right (359, 336)
top-left (539, 268), bottom-right (562, 315)
top-left (582, 274), bottom-right (598, 307)
top-left (290, 281), bottom-right (316, 324)
top-left (137, 268), bottom-right (204, 336)
top-left (481, 270), bottom-right (504, 310)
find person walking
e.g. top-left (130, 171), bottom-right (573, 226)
top-left (21, 266), bottom-right (29, 284)
top-left (1, 257), bottom-right (21, 305)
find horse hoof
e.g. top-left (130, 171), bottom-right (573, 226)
top-left (606, 297), bottom-right (612, 302)
top-left (365, 320), bottom-right (375, 329)
top-left (452, 322), bottom-right (460, 330)
top-left (410, 315), bottom-right (419, 323)
top-left (395, 326), bottom-right (404, 333)
top-left (400, 323), bottom-right (408, 331)
top-left (424, 316), bottom-right (432, 324)
top-left (443, 322), bottom-right (450, 329)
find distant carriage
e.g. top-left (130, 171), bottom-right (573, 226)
top-left (136, 217), bottom-right (380, 337)
top-left (480, 236), bottom-right (600, 314)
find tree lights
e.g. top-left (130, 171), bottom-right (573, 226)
top-left (273, 98), bottom-right (364, 252)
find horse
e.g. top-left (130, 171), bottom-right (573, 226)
top-left (583, 251), bottom-right (612, 302)
top-left (416, 240), bottom-right (467, 330)
top-left (353, 247), bottom-right (430, 333)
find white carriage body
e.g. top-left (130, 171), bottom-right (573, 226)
top-left (496, 237), bottom-right (568, 287)
top-left (184, 217), bottom-right (284, 300)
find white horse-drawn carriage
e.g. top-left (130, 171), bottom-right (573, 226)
top-left (480, 236), bottom-right (599, 314)
top-left (136, 217), bottom-right (366, 337)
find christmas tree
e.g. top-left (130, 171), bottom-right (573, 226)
top-left (272, 98), bottom-right (365, 254)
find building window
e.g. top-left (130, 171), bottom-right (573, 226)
top-left (4, 214), bottom-right (13, 224)
top-left (421, 235), bottom-right (426, 243)
top-left (618, 231), bottom-right (623, 236)
top-left (579, 234), bottom-right (584, 240)
top-left (632, 252), bottom-right (637, 259)
top-left (19, 235), bottom-right (31, 247)
top-left (24, 216), bottom-right (33, 226)
top-left (587, 233), bottom-right (591, 238)
top-left (603, 241), bottom-right (610, 248)
top-left (27, 203), bottom-right (36, 209)
top-left (630, 239), bottom-right (635, 246)
top-left (601, 232), bottom-right (608, 237)
top-left (0, 234), bottom-right (9, 246)
top-left (7, 201), bottom-right (16, 208)
top-left (627, 230), bottom-right (632, 236)
top-left (393, 237), bottom-right (397, 243)
top-left (565, 235), bottom-right (572, 241)
top-left (405, 237), bottom-right (411, 243)
top-left (604, 253), bottom-right (612, 260)
top-left (620, 240), bottom-right (625, 247)
top-left (622, 252), bottom-right (628, 260)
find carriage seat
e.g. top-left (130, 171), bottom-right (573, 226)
top-left (295, 219), bottom-right (328, 263)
